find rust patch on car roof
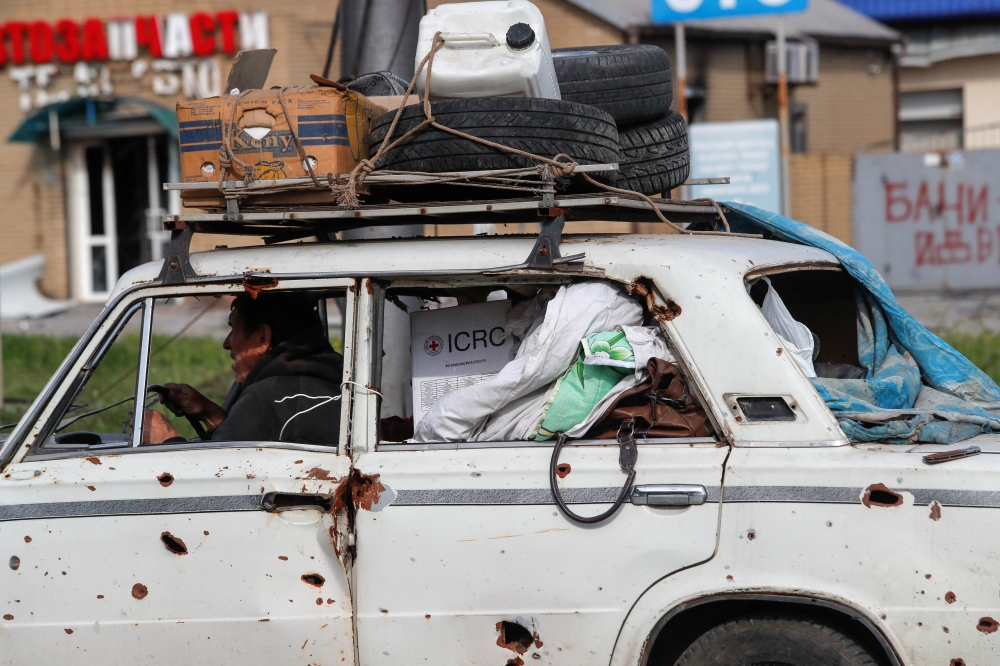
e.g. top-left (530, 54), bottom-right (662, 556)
top-left (862, 483), bottom-right (903, 508)
top-left (85, 457), bottom-right (101, 465)
top-left (929, 501), bottom-right (942, 521)
top-left (243, 273), bottom-right (278, 299)
top-left (627, 278), bottom-right (681, 323)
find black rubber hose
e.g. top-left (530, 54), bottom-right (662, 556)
top-left (549, 433), bottom-right (635, 525)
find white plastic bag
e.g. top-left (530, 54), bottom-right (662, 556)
top-left (759, 277), bottom-right (816, 378)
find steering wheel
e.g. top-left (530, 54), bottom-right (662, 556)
top-left (146, 385), bottom-right (209, 439)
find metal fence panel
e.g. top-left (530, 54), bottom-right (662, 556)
top-left (853, 150), bottom-right (1000, 291)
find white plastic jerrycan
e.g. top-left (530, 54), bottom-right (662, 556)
top-left (414, 0), bottom-right (561, 100)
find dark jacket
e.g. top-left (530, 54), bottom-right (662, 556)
top-left (211, 326), bottom-right (344, 445)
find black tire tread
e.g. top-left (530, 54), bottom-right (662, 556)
top-left (675, 615), bottom-right (879, 666)
top-left (369, 97), bottom-right (619, 176)
top-left (616, 111), bottom-right (689, 195)
top-left (553, 44), bottom-right (672, 124)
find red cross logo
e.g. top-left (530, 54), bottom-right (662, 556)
top-left (424, 335), bottom-right (444, 356)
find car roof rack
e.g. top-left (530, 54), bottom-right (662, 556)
top-left (158, 164), bottom-right (731, 285)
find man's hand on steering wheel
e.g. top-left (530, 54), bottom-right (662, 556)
top-left (158, 383), bottom-right (228, 432)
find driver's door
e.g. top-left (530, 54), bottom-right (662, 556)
top-left (0, 282), bottom-right (358, 665)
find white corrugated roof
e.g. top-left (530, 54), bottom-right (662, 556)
top-left (563, 0), bottom-right (899, 43)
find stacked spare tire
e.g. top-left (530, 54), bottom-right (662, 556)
top-left (369, 42), bottom-right (689, 197)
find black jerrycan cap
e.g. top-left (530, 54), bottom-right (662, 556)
top-left (506, 23), bottom-right (536, 50)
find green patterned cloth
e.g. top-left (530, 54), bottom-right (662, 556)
top-left (534, 331), bottom-right (635, 440)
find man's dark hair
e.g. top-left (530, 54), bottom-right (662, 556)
top-left (231, 292), bottom-right (323, 346)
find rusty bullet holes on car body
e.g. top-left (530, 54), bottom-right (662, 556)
top-left (131, 583), bottom-right (148, 600)
top-left (627, 277), bottom-right (681, 322)
top-left (555, 463), bottom-right (571, 478)
top-left (946, 592), bottom-right (957, 604)
top-left (160, 532), bottom-right (188, 555)
top-left (978, 617), bottom-right (998, 634)
top-left (862, 483), bottom-right (903, 508)
top-left (496, 621), bottom-right (535, 655)
top-left (8, 556), bottom-right (19, 570)
top-left (157, 473), bottom-right (173, 487)
top-left (301, 573), bottom-right (325, 587)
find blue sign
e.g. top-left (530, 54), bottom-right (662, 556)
top-left (652, 0), bottom-right (807, 23)
top-left (689, 120), bottom-right (781, 213)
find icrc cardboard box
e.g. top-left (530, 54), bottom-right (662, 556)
top-left (177, 86), bottom-right (384, 187)
top-left (409, 301), bottom-right (513, 428)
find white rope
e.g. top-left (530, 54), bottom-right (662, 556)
top-left (274, 393), bottom-right (341, 441)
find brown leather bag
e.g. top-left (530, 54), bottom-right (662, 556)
top-left (585, 358), bottom-right (714, 439)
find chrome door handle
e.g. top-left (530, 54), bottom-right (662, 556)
top-left (261, 492), bottom-right (332, 513)
top-left (630, 484), bottom-right (707, 506)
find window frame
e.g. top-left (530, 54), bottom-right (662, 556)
top-left (359, 274), bottom-right (721, 453)
top-left (10, 277), bottom-right (359, 464)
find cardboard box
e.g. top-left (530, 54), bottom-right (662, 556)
top-left (367, 94), bottom-right (421, 115)
top-left (410, 300), bottom-right (513, 428)
top-left (177, 86), bottom-right (382, 185)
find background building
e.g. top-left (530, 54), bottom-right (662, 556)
top-left (1, 1), bottom-right (340, 303)
top-left (838, 0), bottom-right (1000, 152)
top-left (2, 0), bottom-right (899, 303)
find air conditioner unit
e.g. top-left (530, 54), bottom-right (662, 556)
top-left (765, 41), bottom-right (819, 84)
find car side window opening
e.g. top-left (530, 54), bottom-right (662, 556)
top-left (374, 279), bottom-right (714, 446)
top-left (35, 301), bottom-right (146, 451)
top-left (747, 268), bottom-right (863, 379)
top-left (32, 288), bottom-right (349, 457)
top-left (142, 289), bottom-right (348, 447)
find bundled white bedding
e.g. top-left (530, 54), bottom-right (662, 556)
top-left (412, 281), bottom-right (673, 442)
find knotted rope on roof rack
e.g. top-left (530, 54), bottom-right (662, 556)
top-left (337, 31), bottom-right (756, 236)
top-left (215, 32), bottom-right (757, 238)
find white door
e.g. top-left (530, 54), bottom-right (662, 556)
top-left (66, 143), bottom-right (118, 302)
top-left (0, 281), bottom-right (359, 664)
top-left (349, 278), bottom-right (728, 664)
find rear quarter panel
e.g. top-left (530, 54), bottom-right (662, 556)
top-left (612, 445), bottom-right (1000, 666)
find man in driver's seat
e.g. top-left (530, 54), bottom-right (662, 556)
top-left (144, 292), bottom-right (343, 444)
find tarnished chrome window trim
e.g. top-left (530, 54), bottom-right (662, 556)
top-left (377, 437), bottom-right (718, 451)
top-left (130, 298), bottom-right (155, 448)
top-left (0, 276), bottom-right (355, 470)
top-left (733, 439), bottom-right (850, 447)
top-left (0, 283), bottom-right (150, 470)
top-left (23, 440), bottom-right (341, 462)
